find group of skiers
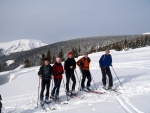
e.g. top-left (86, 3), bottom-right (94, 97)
top-left (38, 49), bottom-right (113, 105)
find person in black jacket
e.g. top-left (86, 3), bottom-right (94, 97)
top-left (64, 52), bottom-right (76, 95)
top-left (38, 58), bottom-right (53, 104)
top-left (0, 94), bottom-right (2, 113)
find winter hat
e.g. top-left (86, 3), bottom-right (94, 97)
top-left (68, 51), bottom-right (73, 56)
top-left (105, 48), bottom-right (110, 51)
top-left (43, 57), bottom-right (49, 61)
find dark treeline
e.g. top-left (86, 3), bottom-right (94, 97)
top-left (0, 35), bottom-right (149, 72)
top-left (96, 35), bottom-right (150, 52)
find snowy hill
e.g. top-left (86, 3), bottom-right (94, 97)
top-left (0, 47), bottom-right (150, 113)
top-left (0, 39), bottom-right (47, 56)
top-left (143, 32), bottom-right (150, 35)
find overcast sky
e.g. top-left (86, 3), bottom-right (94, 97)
top-left (0, 0), bottom-right (150, 44)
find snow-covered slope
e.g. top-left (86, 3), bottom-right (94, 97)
top-left (0, 47), bottom-right (150, 113)
top-left (143, 32), bottom-right (150, 35)
top-left (0, 39), bottom-right (47, 55)
top-left (6, 60), bottom-right (15, 66)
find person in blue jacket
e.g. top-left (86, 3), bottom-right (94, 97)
top-left (99, 49), bottom-right (113, 89)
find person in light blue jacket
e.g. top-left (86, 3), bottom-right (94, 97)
top-left (99, 49), bottom-right (113, 89)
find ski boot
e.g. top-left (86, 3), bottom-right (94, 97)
top-left (55, 94), bottom-right (59, 100)
top-left (71, 90), bottom-right (76, 96)
top-left (66, 91), bottom-right (71, 96)
top-left (87, 86), bottom-right (92, 91)
top-left (107, 86), bottom-right (113, 90)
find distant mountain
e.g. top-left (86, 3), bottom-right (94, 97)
top-left (0, 39), bottom-right (47, 56)
top-left (0, 34), bottom-right (149, 72)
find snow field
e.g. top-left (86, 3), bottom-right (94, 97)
top-left (0, 46), bottom-right (150, 113)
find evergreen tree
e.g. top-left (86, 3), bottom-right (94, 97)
top-left (52, 55), bottom-right (56, 63)
top-left (145, 35), bottom-right (150, 46)
top-left (0, 64), bottom-right (2, 72)
top-left (89, 46), bottom-right (96, 53)
top-left (124, 39), bottom-right (129, 50)
top-left (136, 38), bottom-right (141, 48)
top-left (46, 49), bottom-right (52, 63)
top-left (40, 52), bottom-right (45, 65)
top-left (72, 47), bottom-right (78, 58)
top-left (114, 43), bottom-right (122, 51)
top-left (78, 45), bottom-right (81, 56)
top-left (58, 48), bottom-right (64, 61)
top-left (24, 59), bottom-right (30, 68)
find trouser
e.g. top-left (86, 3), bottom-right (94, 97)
top-left (101, 67), bottom-right (113, 87)
top-left (40, 79), bottom-right (50, 100)
top-left (0, 101), bottom-right (1, 113)
top-left (51, 78), bottom-right (62, 96)
top-left (66, 73), bottom-right (76, 92)
top-left (81, 70), bottom-right (92, 88)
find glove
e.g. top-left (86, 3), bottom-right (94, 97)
top-left (39, 75), bottom-right (42, 79)
top-left (51, 76), bottom-right (54, 79)
top-left (80, 67), bottom-right (84, 70)
top-left (70, 66), bottom-right (73, 69)
top-left (56, 71), bottom-right (63, 75)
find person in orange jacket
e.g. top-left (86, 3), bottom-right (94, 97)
top-left (77, 52), bottom-right (92, 91)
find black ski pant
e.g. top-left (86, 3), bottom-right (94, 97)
top-left (101, 67), bottom-right (113, 87)
top-left (66, 73), bottom-right (76, 92)
top-left (81, 70), bottom-right (92, 88)
top-left (0, 100), bottom-right (2, 113)
top-left (51, 78), bottom-right (62, 96)
top-left (40, 79), bottom-right (50, 100)
top-left (0, 102), bottom-right (1, 113)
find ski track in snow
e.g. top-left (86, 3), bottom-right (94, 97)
top-left (1, 47), bottom-right (150, 113)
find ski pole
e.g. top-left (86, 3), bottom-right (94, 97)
top-left (111, 66), bottom-right (125, 91)
top-left (62, 77), bottom-right (66, 89)
top-left (69, 69), bottom-right (73, 92)
top-left (75, 70), bottom-right (81, 91)
top-left (62, 77), bottom-right (69, 101)
top-left (37, 76), bottom-right (40, 108)
top-left (50, 77), bottom-right (54, 102)
top-left (90, 73), bottom-right (97, 90)
top-left (55, 78), bottom-right (60, 103)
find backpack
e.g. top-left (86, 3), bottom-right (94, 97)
top-left (103, 54), bottom-right (112, 61)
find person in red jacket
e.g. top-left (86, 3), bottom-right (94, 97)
top-left (51, 57), bottom-right (64, 99)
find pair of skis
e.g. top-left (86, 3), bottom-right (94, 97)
top-left (84, 89), bottom-right (105, 94)
top-left (36, 100), bottom-right (56, 112)
top-left (51, 96), bottom-right (69, 105)
top-left (83, 86), bottom-right (122, 96)
top-left (101, 86), bottom-right (122, 95)
top-left (67, 90), bottom-right (105, 101)
top-left (67, 93), bottom-right (86, 101)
